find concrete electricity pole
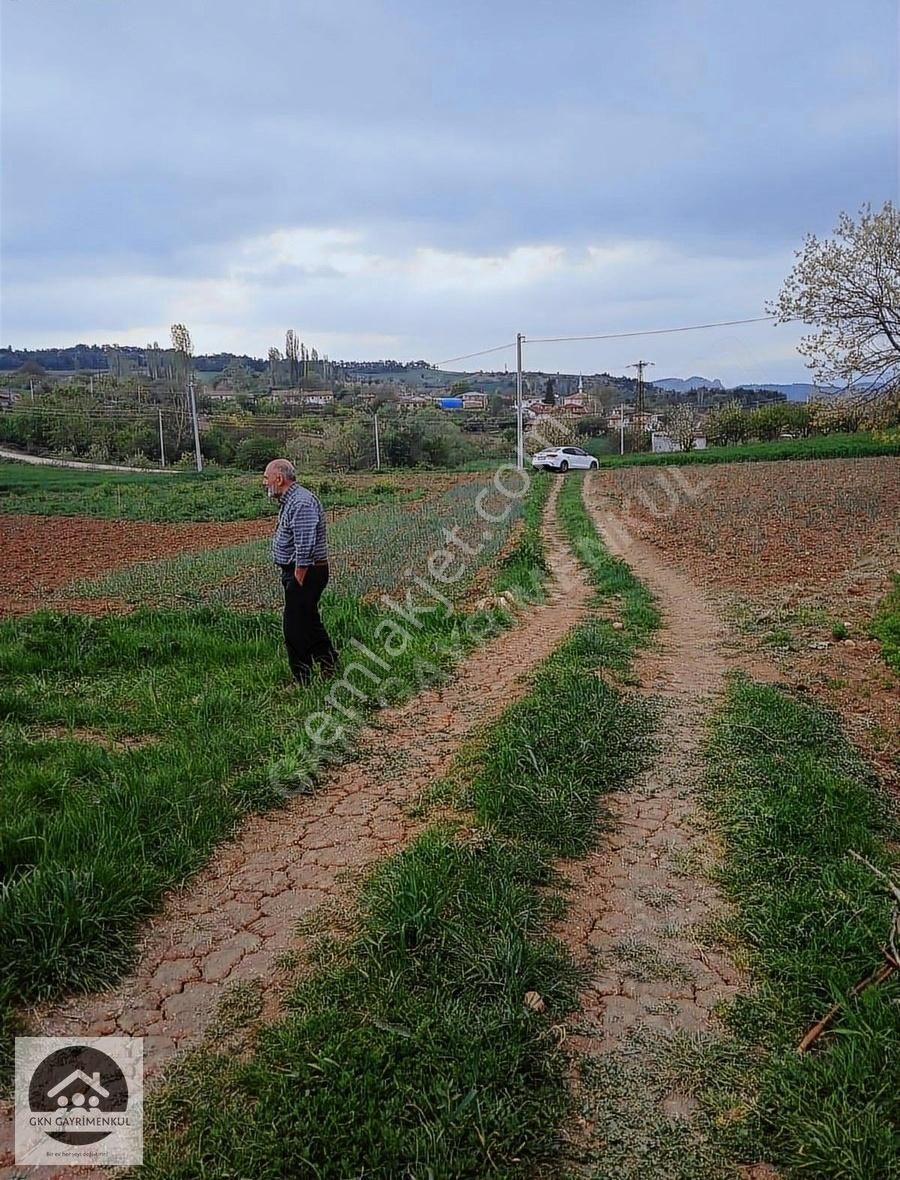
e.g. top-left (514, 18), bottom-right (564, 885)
top-left (628, 359), bottom-right (654, 446)
top-left (516, 332), bottom-right (525, 470)
top-left (158, 408), bottom-right (166, 468)
top-left (188, 377), bottom-right (203, 472)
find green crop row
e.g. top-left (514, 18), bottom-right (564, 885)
top-left (64, 479), bottom-right (531, 608)
top-left (0, 461), bottom-right (405, 522)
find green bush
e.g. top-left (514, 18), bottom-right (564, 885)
top-left (381, 410), bottom-right (477, 468)
top-left (201, 427), bottom-right (237, 466)
top-left (574, 415), bottom-right (607, 437)
top-left (234, 435), bottom-right (285, 471)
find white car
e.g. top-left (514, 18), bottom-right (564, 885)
top-left (531, 446), bottom-right (599, 472)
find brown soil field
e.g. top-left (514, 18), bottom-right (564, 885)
top-left (0, 514), bottom-right (272, 615)
top-left (597, 456), bottom-right (900, 794)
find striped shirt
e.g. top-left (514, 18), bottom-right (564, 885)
top-left (271, 483), bottom-right (328, 567)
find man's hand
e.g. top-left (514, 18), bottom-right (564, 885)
top-left (294, 565), bottom-right (308, 587)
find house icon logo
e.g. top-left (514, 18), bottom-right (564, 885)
top-left (28, 1044), bottom-right (129, 1146)
top-left (15, 1036), bottom-right (143, 1166)
top-left (48, 1067), bottom-right (110, 1109)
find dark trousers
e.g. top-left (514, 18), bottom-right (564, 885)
top-left (280, 564), bottom-right (338, 683)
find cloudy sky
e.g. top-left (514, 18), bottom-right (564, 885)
top-left (1, 0), bottom-right (897, 382)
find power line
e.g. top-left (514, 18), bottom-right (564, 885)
top-left (3, 401), bottom-right (173, 412)
top-left (3, 413), bottom-right (163, 422)
top-left (526, 315), bottom-right (780, 345)
top-left (434, 315), bottom-right (788, 371)
top-left (436, 341), bottom-right (516, 367)
top-left (2, 408), bottom-right (176, 420)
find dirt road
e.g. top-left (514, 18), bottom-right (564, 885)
top-left (553, 472), bottom-right (749, 1178)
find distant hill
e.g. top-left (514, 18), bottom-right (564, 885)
top-left (652, 376), bottom-right (724, 393)
top-left (0, 346), bottom-right (844, 404)
top-left (652, 375), bottom-right (840, 402)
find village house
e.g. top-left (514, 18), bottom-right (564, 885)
top-left (462, 392), bottom-right (486, 409)
top-left (269, 389), bottom-right (335, 407)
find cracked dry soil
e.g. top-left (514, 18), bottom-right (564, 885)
top-left (552, 472), bottom-right (749, 1179)
top-left (1, 478), bottom-right (590, 1177)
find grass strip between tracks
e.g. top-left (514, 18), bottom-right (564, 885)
top-left (704, 678), bottom-right (900, 1179)
top-left (0, 477), bottom-right (553, 1088)
top-left (138, 473), bottom-right (657, 1177)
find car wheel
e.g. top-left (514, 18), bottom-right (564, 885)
top-left (589, 460), bottom-right (598, 469)
top-left (559, 460), bottom-right (569, 472)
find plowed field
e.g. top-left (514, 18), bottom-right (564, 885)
top-left (600, 456), bottom-right (899, 596)
top-left (599, 455), bottom-right (900, 794)
top-left (0, 514), bottom-right (272, 614)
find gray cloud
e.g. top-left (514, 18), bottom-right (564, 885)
top-left (1, 0), bottom-right (896, 380)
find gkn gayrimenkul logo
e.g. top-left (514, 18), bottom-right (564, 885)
top-left (15, 1037), bottom-right (143, 1166)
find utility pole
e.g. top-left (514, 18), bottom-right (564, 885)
top-left (516, 332), bottom-right (524, 470)
top-left (373, 410), bottom-right (381, 470)
top-left (628, 359), bottom-right (654, 449)
top-left (620, 408), bottom-right (625, 455)
top-left (29, 378), bottom-right (34, 402)
top-left (158, 408), bottom-right (166, 468)
top-left (188, 377), bottom-right (203, 472)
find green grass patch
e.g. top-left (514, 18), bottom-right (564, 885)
top-left (461, 635), bottom-right (651, 854)
top-left (871, 573), bottom-right (900, 674)
top-left (584, 432), bottom-right (900, 469)
top-left (0, 461), bottom-right (404, 521)
top-left (705, 678), bottom-right (900, 1178)
top-left (139, 474), bottom-right (656, 1177)
top-left (570, 1028), bottom-right (751, 1180)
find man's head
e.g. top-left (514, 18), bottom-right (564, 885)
top-left (263, 458), bottom-right (296, 499)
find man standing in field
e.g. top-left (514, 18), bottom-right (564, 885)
top-left (263, 458), bottom-right (338, 683)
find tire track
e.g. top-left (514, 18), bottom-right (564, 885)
top-left (553, 472), bottom-right (749, 1179)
